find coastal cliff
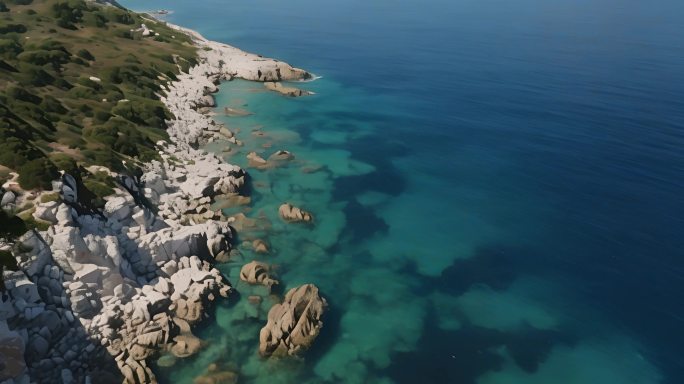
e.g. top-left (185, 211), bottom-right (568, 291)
top-left (0, 3), bottom-right (324, 383)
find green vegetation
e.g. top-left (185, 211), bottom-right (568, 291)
top-left (39, 191), bottom-right (59, 202)
top-left (0, 0), bottom-right (198, 190)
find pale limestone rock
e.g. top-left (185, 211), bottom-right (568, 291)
top-left (104, 196), bottom-right (131, 222)
top-left (264, 81), bottom-right (313, 97)
top-left (239, 261), bottom-right (278, 287)
top-left (33, 201), bottom-right (59, 224)
top-left (259, 284), bottom-right (327, 357)
top-left (278, 203), bottom-right (314, 223)
top-left (1, 190), bottom-right (15, 207)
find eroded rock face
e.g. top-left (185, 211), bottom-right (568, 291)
top-left (259, 284), bottom-right (327, 357)
top-left (278, 203), bottom-right (314, 223)
top-left (239, 261), bottom-right (278, 287)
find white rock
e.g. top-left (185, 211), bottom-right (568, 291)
top-left (1, 190), bottom-right (15, 207)
top-left (104, 196), bottom-right (131, 222)
top-left (74, 264), bottom-right (104, 285)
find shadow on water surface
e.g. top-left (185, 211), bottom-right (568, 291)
top-left (385, 305), bottom-right (576, 384)
top-left (436, 244), bottom-right (538, 296)
top-left (339, 199), bottom-right (389, 243)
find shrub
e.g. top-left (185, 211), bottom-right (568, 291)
top-left (40, 95), bottom-right (66, 114)
top-left (50, 153), bottom-right (77, 174)
top-left (17, 158), bottom-right (58, 190)
top-left (52, 1), bottom-right (86, 29)
top-left (76, 48), bottom-right (94, 61)
top-left (0, 39), bottom-right (22, 59)
top-left (83, 12), bottom-right (106, 28)
top-left (0, 2), bottom-right (8, 12)
top-left (7, 86), bottom-right (41, 104)
top-left (40, 192), bottom-right (60, 203)
top-left (0, 59), bottom-right (16, 72)
top-left (17, 49), bottom-right (70, 70)
top-left (18, 64), bottom-right (56, 86)
top-left (53, 78), bottom-right (73, 90)
top-left (0, 23), bottom-right (27, 34)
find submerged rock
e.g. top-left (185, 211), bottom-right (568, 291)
top-left (264, 82), bottom-right (313, 97)
top-left (246, 152), bottom-right (268, 168)
top-left (278, 203), bottom-right (313, 223)
top-left (252, 239), bottom-right (269, 254)
top-left (223, 107), bottom-right (252, 117)
top-left (193, 368), bottom-right (238, 384)
top-left (259, 284), bottom-right (327, 357)
top-left (267, 150), bottom-right (294, 162)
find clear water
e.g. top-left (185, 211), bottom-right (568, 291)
top-left (122, 0), bottom-right (684, 383)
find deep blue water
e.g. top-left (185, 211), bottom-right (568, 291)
top-left (123, 0), bottom-right (684, 382)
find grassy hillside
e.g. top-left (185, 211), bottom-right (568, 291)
top-left (0, 0), bottom-right (198, 191)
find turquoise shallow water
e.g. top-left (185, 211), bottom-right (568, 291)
top-left (123, 0), bottom-right (684, 383)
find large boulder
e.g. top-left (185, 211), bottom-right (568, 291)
top-left (258, 284), bottom-right (327, 357)
top-left (33, 201), bottom-right (60, 224)
top-left (104, 196), bottom-right (132, 222)
top-left (239, 261), bottom-right (277, 287)
top-left (1, 191), bottom-right (15, 208)
top-left (278, 203), bottom-right (313, 223)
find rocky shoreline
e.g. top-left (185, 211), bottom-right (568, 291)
top-left (0, 21), bottom-right (325, 384)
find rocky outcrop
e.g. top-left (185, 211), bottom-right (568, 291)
top-left (160, 28), bottom-right (311, 150)
top-left (278, 203), bottom-right (314, 223)
top-left (168, 23), bottom-right (311, 82)
top-left (3, 170), bottom-right (234, 383)
top-left (263, 82), bottom-right (313, 97)
top-left (239, 261), bottom-right (278, 287)
top-left (259, 284), bottom-right (327, 357)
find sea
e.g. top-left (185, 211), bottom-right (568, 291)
top-left (120, 0), bottom-right (684, 382)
